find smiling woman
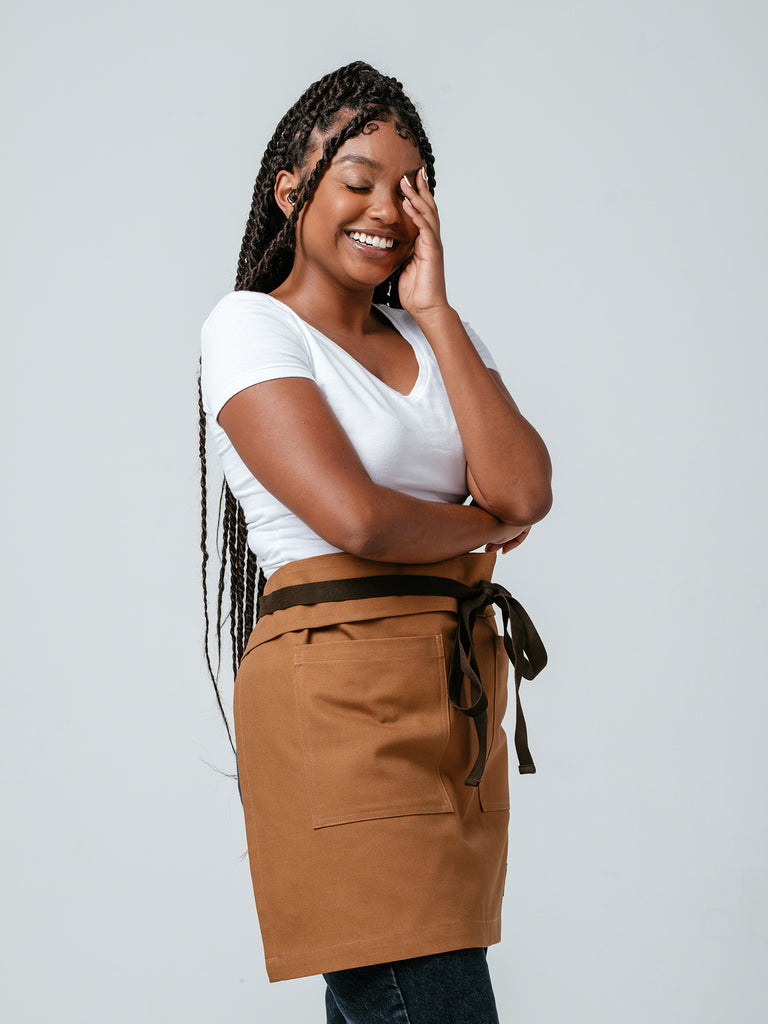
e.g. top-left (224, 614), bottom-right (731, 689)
top-left (198, 60), bottom-right (552, 1024)
top-left (272, 121), bottom-right (422, 296)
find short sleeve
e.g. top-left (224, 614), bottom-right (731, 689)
top-left (200, 291), bottom-right (315, 419)
top-left (461, 319), bottom-right (499, 374)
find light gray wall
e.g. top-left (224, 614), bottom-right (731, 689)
top-left (3, 1), bottom-right (766, 1021)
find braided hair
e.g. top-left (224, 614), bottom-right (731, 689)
top-left (198, 62), bottom-right (436, 751)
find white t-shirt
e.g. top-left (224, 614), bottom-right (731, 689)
top-left (200, 291), bottom-right (499, 579)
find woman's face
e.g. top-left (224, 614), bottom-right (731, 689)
top-left (291, 119), bottom-right (423, 293)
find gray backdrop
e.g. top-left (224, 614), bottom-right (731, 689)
top-left (3, 1), bottom-right (766, 1021)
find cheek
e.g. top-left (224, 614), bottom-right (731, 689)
top-left (400, 219), bottom-right (419, 255)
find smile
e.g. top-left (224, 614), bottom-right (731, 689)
top-left (346, 231), bottom-right (396, 250)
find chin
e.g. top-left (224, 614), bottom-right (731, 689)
top-left (343, 265), bottom-right (395, 292)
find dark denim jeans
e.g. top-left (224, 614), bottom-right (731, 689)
top-left (323, 947), bottom-right (499, 1024)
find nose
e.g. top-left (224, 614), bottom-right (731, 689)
top-left (366, 185), bottom-right (403, 227)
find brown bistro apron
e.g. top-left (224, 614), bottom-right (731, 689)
top-left (233, 550), bottom-right (546, 982)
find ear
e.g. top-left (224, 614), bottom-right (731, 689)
top-left (274, 169), bottom-right (301, 218)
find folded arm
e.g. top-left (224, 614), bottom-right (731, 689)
top-left (416, 307), bottom-right (553, 527)
top-left (217, 376), bottom-right (525, 564)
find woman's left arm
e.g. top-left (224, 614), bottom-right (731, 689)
top-left (399, 171), bottom-right (553, 527)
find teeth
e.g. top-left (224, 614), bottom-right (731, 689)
top-left (350, 232), bottom-right (394, 249)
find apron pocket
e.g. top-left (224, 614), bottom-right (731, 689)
top-left (294, 633), bottom-right (453, 829)
top-left (478, 635), bottom-right (511, 812)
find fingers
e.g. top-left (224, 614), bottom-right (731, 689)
top-left (396, 166), bottom-right (448, 314)
top-left (502, 527), bottom-right (531, 553)
top-left (403, 168), bottom-right (437, 215)
top-left (401, 168), bottom-right (440, 237)
top-left (486, 527), bottom-right (532, 554)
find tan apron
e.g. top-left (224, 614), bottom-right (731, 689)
top-left (233, 551), bottom-right (546, 982)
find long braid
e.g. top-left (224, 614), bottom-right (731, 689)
top-left (214, 484), bottom-right (230, 686)
top-left (234, 505), bottom-right (249, 660)
top-left (200, 384), bottom-right (237, 754)
top-left (199, 61), bottom-right (436, 749)
top-left (243, 549), bottom-right (258, 645)
top-left (198, 370), bottom-right (238, 751)
top-left (225, 488), bottom-right (241, 681)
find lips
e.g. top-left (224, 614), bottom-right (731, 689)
top-left (345, 230), bottom-right (399, 251)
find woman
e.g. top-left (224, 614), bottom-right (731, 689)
top-left (199, 61), bottom-right (552, 1023)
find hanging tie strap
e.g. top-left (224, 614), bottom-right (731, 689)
top-left (258, 573), bottom-right (548, 786)
top-left (448, 578), bottom-right (547, 784)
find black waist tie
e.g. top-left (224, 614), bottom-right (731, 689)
top-left (258, 574), bottom-right (548, 786)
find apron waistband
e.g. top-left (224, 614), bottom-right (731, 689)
top-left (258, 574), bottom-right (548, 786)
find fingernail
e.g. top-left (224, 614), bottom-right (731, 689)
top-left (402, 174), bottom-right (412, 189)
top-left (421, 166), bottom-right (428, 183)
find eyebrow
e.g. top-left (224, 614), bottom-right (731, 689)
top-left (334, 155), bottom-right (382, 169)
top-left (334, 154), bottom-right (423, 178)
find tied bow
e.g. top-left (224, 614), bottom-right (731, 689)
top-left (449, 580), bottom-right (548, 786)
top-left (257, 571), bottom-right (548, 786)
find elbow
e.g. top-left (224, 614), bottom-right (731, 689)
top-left (312, 483), bottom-right (397, 560)
top-left (484, 481), bottom-right (553, 527)
top-left (344, 521), bottom-right (393, 561)
top-left (521, 485), bottom-right (553, 525)
top-left (333, 499), bottom-right (390, 560)
top-left (468, 448), bottom-right (553, 527)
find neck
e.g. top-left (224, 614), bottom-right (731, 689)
top-left (270, 263), bottom-right (380, 337)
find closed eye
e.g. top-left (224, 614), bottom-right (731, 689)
top-left (344, 183), bottom-right (407, 200)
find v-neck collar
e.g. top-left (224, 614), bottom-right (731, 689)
top-left (264, 294), bottom-right (426, 399)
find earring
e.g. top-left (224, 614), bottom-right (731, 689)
top-left (287, 189), bottom-right (298, 205)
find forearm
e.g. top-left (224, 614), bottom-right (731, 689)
top-left (344, 485), bottom-right (518, 563)
top-left (415, 306), bottom-right (552, 524)
top-left (217, 377), bottom-right (528, 564)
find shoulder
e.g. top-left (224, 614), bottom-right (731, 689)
top-left (200, 291), bottom-right (314, 419)
top-left (202, 290), bottom-right (303, 341)
top-left (201, 291), bottom-right (311, 362)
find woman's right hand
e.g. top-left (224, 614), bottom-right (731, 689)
top-left (485, 524), bottom-right (531, 554)
top-left (466, 499), bottom-right (531, 553)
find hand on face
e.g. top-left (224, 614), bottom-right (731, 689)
top-left (396, 168), bottom-right (450, 318)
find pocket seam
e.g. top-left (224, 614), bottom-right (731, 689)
top-left (294, 633), bottom-right (453, 829)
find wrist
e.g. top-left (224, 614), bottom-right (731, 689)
top-left (465, 502), bottom-right (500, 542)
top-left (410, 303), bottom-right (459, 335)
